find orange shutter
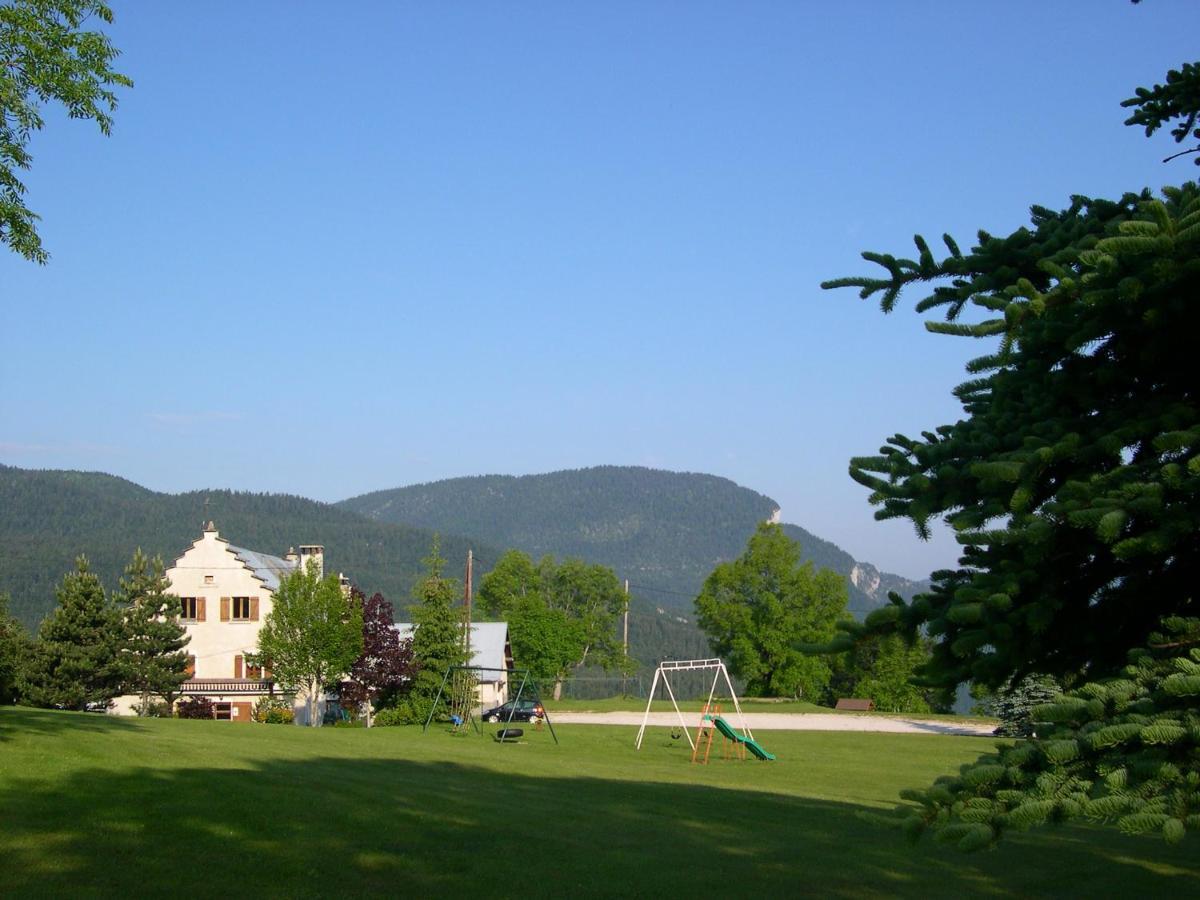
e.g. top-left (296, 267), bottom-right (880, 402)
top-left (220, 597), bottom-right (231, 621)
top-left (234, 655), bottom-right (243, 679)
top-left (185, 655), bottom-right (195, 678)
top-left (250, 597), bottom-right (259, 621)
top-left (197, 597), bottom-right (206, 622)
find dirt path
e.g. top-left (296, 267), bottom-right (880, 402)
top-left (550, 710), bottom-right (995, 736)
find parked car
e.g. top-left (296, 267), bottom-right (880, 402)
top-left (481, 698), bottom-right (545, 723)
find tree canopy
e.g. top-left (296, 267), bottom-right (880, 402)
top-left (822, 59), bottom-right (1200, 847)
top-left (253, 561), bottom-right (362, 727)
top-left (695, 523), bottom-right (847, 699)
top-left (0, 0), bottom-right (132, 263)
top-left (114, 548), bottom-right (189, 714)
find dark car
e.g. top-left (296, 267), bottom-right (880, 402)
top-left (481, 698), bottom-right (545, 723)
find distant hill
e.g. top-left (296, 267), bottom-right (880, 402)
top-left (0, 466), bottom-right (706, 674)
top-left (0, 465), bottom-right (492, 630)
top-left (339, 466), bottom-right (929, 617)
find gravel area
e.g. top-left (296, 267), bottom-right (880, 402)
top-left (550, 710), bottom-right (995, 736)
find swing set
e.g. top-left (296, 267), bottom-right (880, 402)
top-left (635, 658), bottom-right (774, 762)
top-left (422, 665), bottom-right (559, 744)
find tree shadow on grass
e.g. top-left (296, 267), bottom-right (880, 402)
top-left (0, 705), bottom-right (145, 741)
top-left (1, 743), bottom-right (1197, 897)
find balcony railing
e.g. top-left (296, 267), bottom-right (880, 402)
top-left (181, 679), bottom-right (274, 694)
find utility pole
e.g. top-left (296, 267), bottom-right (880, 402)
top-left (463, 549), bottom-right (474, 658)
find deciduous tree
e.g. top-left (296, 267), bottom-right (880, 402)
top-left (340, 588), bottom-right (414, 727)
top-left (695, 523), bottom-right (847, 699)
top-left (1, 0), bottom-right (132, 263)
top-left (0, 592), bottom-right (30, 704)
top-left (253, 561), bottom-right (362, 727)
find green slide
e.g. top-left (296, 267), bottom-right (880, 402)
top-left (711, 716), bottom-right (776, 761)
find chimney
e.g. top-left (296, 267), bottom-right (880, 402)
top-left (299, 545), bottom-right (324, 579)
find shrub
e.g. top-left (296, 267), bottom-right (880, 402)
top-left (136, 700), bottom-right (172, 718)
top-left (176, 696), bottom-right (214, 719)
top-left (253, 696), bottom-right (294, 725)
top-left (372, 702), bottom-right (424, 727)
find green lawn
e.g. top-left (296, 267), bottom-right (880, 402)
top-left (547, 694), bottom-right (998, 723)
top-left (1, 708), bottom-right (1195, 898)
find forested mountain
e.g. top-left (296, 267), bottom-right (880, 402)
top-left (0, 466), bottom-right (708, 674)
top-left (339, 466), bottom-right (929, 617)
top-left (0, 465), bottom-right (492, 630)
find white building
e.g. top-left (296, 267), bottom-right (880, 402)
top-left (110, 521), bottom-right (331, 722)
top-left (393, 621), bottom-right (515, 706)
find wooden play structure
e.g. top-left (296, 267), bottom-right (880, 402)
top-left (635, 659), bottom-right (774, 761)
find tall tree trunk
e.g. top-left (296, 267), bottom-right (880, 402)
top-left (553, 678), bottom-right (563, 701)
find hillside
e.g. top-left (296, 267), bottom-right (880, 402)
top-left (0, 465), bottom-right (492, 630)
top-left (339, 466), bottom-right (929, 616)
top-left (0, 466), bottom-right (705, 674)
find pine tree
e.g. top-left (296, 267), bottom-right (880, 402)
top-left (408, 536), bottom-right (467, 717)
top-left (115, 548), bottom-right (190, 715)
top-left (21, 556), bottom-right (122, 709)
top-left (0, 593), bottom-right (31, 704)
top-left (822, 59), bottom-right (1200, 846)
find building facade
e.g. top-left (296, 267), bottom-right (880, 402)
top-left (110, 522), bottom-right (329, 722)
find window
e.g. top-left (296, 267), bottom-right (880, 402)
top-left (246, 662), bottom-right (262, 679)
top-left (214, 703), bottom-right (232, 721)
top-left (180, 597), bottom-right (198, 620)
top-left (204, 575), bottom-right (214, 585)
top-left (232, 597), bottom-right (252, 620)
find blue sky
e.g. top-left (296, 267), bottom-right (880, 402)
top-left (1, 2), bottom-right (1196, 578)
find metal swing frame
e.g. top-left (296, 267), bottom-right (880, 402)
top-left (422, 665), bottom-right (559, 745)
top-left (634, 658), bottom-right (750, 750)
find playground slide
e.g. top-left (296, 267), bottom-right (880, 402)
top-left (712, 716), bottom-right (776, 761)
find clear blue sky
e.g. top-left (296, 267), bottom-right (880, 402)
top-left (1, 2), bottom-right (1196, 578)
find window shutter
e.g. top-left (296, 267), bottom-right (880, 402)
top-left (220, 597), bottom-right (230, 621)
top-left (250, 597), bottom-right (259, 621)
top-left (186, 655), bottom-right (195, 678)
top-left (235, 655), bottom-right (243, 679)
top-left (197, 597), bottom-right (206, 622)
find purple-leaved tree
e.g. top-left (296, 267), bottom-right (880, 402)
top-left (340, 589), bottom-right (415, 727)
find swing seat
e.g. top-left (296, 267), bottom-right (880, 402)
top-left (494, 728), bottom-right (524, 742)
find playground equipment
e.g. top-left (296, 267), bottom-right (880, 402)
top-left (635, 659), bottom-right (771, 761)
top-left (423, 665), bottom-right (559, 745)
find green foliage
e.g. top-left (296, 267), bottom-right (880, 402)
top-left (1122, 61), bottom-right (1200, 164)
top-left (0, 593), bottom-right (30, 704)
top-left (408, 537), bottom-right (467, 711)
top-left (252, 695), bottom-right (294, 725)
top-left (20, 556), bottom-right (121, 709)
top-left (900, 619), bottom-right (1200, 849)
top-left (829, 633), bottom-right (942, 713)
top-left (0, 466), bottom-right (494, 632)
top-left (0, 0), bottom-right (132, 262)
top-left (695, 523), bottom-right (847, 699)
top-left (175, 696), bottom-right (213, 719)
top-left (824, 180), bottom-right (1200, 690)
top-left (114, 549), bottom-right (190, 713)
top-left (984, 674), bottom-right (1063, 738)
top-left (253, 561), bottom-right (362, 727)
top-left (340, 465), bottom-right (925, 619)
top-left (478, 549), bottom-right (630, 694)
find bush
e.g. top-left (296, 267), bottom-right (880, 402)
top-left (136, 699), bottom-right (172, 718)
top-left (372, 701), bottom-right (424, 727)
top-left (253, 696), bottom-right (294, 725)
top-left (176, 696), bottom-right (214, 719)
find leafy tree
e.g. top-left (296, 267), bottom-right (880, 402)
top-left (114, 548), bottom-right (190, 715)
top-left (478, 549), bottom-right (630, 699)
top-left (20, 556), bottom-right (121, 709)
top-left (828, 634), bottom-right (942, 714)
top-left (0, 0), bottom-right (132, 263)
top-left (0, 592), bottom-right (31, 704)
top-left (340, 588), bottom-right (415, 727)
top-left (252, 560), bottom-right (362, 727)
top-left (695, 523), bottom-right (847, 699)
top-left (822, 60), bottom-right (1200, 845)
top-left (408, 536), bottom-right (466, 716)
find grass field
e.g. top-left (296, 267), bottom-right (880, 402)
top-left (546, 695), bottom-right (998, 723)
top-left (2, 707), bottom-right (1195, 898)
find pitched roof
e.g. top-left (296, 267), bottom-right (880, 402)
top-left (393, 621), bottom-right (512, 674)
top-left (227, 545), bottom-right (298, 592)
